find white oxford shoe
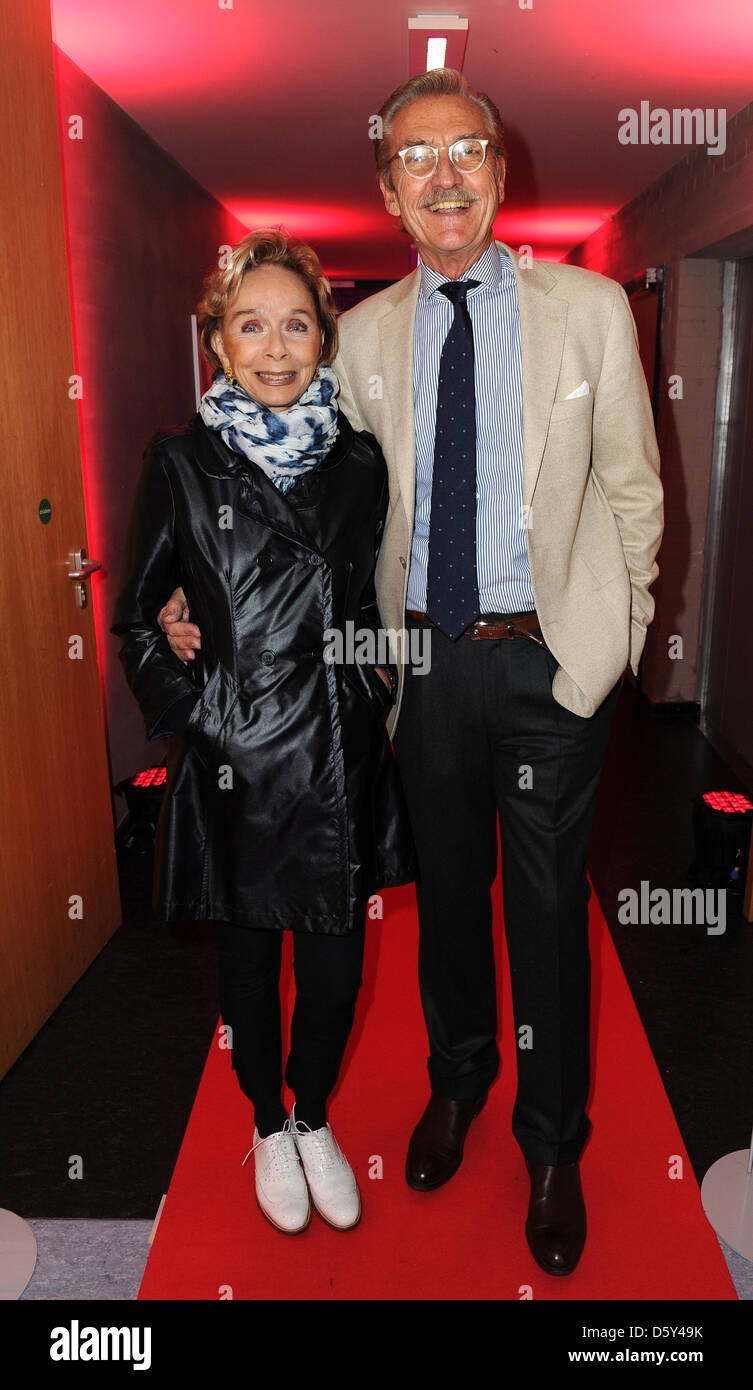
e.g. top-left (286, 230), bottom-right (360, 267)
top-left (242, 1121), bottom-right (311, 1234)
top-left (290, 1106), bottom-right (362, 1230)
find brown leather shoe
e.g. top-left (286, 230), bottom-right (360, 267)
top-left (525, 1158), bottom-right (586, 1276)
top-left (405, 1092), bottom-right (487, 1191)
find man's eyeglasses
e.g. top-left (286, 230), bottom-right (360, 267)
top-left (389, 138), bottom-right (491, 180)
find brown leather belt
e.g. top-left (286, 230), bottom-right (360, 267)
top-left (405, 609), bottom-right (548, 646)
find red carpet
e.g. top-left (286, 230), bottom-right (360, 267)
top-left (138, 883), bottom-right (737, 1301)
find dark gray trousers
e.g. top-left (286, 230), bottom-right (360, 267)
top-left (393, 617), bottom-right (620, 1165)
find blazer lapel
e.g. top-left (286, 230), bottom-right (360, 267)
top-left (377, 269), bottom-right (420, 518)
top-left (497, 240), bottom-right (568, 507)
top-left (377, 247), bottom-right (567, 521)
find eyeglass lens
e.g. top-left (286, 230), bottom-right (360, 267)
top-left (402, 139), bottom-right (486, 177)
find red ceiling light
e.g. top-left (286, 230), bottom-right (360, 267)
top-left (224, 202), bottom-right (374, 240)
top-left (408, 14), bottom-right (469, 75)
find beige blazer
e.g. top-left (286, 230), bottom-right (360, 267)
top-left (333, 240), bottom-right (664, 729)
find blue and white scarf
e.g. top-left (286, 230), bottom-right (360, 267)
top-left (199, 366), bottom-right (339, 494)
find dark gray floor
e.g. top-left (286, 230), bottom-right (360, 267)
top-left (589, 689), bottom-right (753, 1187)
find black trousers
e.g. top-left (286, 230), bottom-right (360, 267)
top-left (216, 920), bottom-right (365, 1138)
top-left (393, 618), bottom-right (620, 1165)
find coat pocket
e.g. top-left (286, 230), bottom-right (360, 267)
top-left (548, 395), bottom-right (593, 424)
top-left (184, 664), bottom-right (236, 767)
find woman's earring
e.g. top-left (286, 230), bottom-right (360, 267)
top-left (224, 364), bottom-right (236, 386)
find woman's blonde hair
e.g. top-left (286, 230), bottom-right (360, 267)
top-left (198, 228), bottom-right (338, 372)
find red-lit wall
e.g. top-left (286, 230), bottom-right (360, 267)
top-left (564, 100), bottom-right (753, 709)
top-left (564, 101), bottom-right (753, 279)
top-left (54, 49), bottom-right (248, 792)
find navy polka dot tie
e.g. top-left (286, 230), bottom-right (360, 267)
top-left (425, 279), bottom-right (481, 639)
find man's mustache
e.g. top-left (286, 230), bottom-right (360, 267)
top-left (416, 188), bottom-right (481, 209)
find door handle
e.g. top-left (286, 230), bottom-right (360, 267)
top-left (68, 548), bottom-right (102, 609)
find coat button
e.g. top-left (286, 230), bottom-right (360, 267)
top-left (399, 555), bottom-right (407, 569)
top-left (260, 650), bottom-right (275, 666)
top-left (308, 554), bottom-right (324, 567)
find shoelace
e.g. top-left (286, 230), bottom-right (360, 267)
top-left (292, 1120), bottom-right (342, 1171)
top-left (241, 1118), bottom-right (301, 1174)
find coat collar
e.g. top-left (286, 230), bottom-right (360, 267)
top-left (188, 410), bottom-right (355, 555)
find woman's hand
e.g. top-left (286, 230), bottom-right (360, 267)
top-left (158, 586), bottom-right (202, 663)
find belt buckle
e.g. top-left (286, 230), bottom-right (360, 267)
top-left (470, 618), bottom-right (516, 641)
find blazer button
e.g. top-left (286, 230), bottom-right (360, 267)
top-left (260, 650), bottom-right (276, 666)
top-left (399, 556), bottom-right (407, 569)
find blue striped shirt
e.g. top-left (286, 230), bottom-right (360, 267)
top-left (407, 241), bottom-right (535, 616)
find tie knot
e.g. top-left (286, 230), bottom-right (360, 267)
top-left (438, 278), bottom-right (481, 305)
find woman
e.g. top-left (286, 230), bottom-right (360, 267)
top-left (111, 229), bottom-right (415, 1235)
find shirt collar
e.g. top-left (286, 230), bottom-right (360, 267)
top-left (418, 240), bottom-right (509, 302)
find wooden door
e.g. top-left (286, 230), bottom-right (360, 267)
top-left (0, 0), bottom-right (121, 1075)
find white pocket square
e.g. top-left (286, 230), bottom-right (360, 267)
top-left (564, 380), bottom-right (590, 399)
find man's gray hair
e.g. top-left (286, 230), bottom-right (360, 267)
top-left (374, 68), bottom-right (507, 190)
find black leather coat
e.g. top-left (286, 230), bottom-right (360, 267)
top-left (111, 410), bottom-right (416, 932)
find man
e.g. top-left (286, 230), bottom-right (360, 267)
top-left (159, 68), bottom-right (663, 1276)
